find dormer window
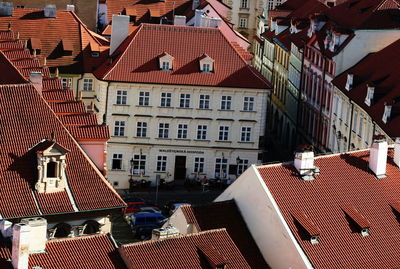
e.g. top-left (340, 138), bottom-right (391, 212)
top-left (364, 85), bottom-right (374, 106)
top-left (159, 52), bottom-right (174, 71)
top-left (345, 73), bottom-right (353, 91)
top-left (382, 103), bottom-right (392, 124)
top-left (199, 54), bottom-right (214, 73)
top-left (32, 138), bottom-right (69, 193)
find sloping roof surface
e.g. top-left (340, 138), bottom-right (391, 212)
top-left (119, 229), bottom-right (251, 269)
top-left (181, 201), bottom-right (270, 269)
top-left (332, 39), bottom-right (400, 138)
top-left (0, 83), bottom-right (124, 219)
top-left (95, 24), bottom-right (271, 89)
top-left (28, 234), bottom-right (127, 269)
top-left (257, 149), bottom-right (400, 269)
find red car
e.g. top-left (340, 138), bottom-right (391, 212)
top-left (123, 198), bottom-right (146, 214)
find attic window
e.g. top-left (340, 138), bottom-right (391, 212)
top-left (159, 52), bottom-right (174, 71)
top-left (364, 85), bottom-right (374, 106)
top-left (341, 204), bottom-right (371, 236)
top-left (199, 54), bottom-right (214, 73)
top-left (197, 244), bottom-right (226, 268)
top-left (345, 73), bottom-right (353, 91)
top-left (382, 103), bottom-right (392, 124)
top-left (291, 210), bottom-right (321, 244)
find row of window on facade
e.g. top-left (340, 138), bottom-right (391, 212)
top-left (115, 90), bottom-right (256, 111)
top-left (304, 46), bottom-right (335, 76)
top-left (114, 121), bottom-right (253, 142)
top-left (111, 154), bottom-right (249, 176)
top-left (62, 78), bottom-right (94, 91)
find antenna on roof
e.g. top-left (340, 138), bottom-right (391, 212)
top-left (50, 130), bottom-right (56, 142)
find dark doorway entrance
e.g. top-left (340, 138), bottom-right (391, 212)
top-left (174, 156), bottom-right (186, 181)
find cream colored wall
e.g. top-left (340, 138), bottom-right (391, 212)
top-left (216, 165), bottom-right (313, 269)
top-left (162, 207), bottom-right (199, 235)
top-left (100, 81), bottom-right (269, 188)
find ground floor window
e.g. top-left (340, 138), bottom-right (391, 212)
top-left (215, 158), bottom-right (228, 178)
top-left (194, 157), bottom-right (204, 173)
top-left (132, 154), bottom-right (146, 174)
top-left (237, 159), bottom-right (249, 175)
top-left (156, 156), bottom-right (167, 172)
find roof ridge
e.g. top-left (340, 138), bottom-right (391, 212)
top-left (43, 233), bottom-right (109, 244)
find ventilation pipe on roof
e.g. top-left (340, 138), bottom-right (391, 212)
top-left (369, 135), bottom-right (387, 178)
top-left (393, 138), bottom-right (400, 167)
top-left (44, 4), bottom-right (56, 18)
top-left (30, 72), bottom-right (43, 94)
top-left (66, 4), bottom-right (75, 12)
top-left (294, 145), bottom-right (318, 180)
top-left (174, 15), bottom-right (186, 26)
top-left (110, 14), bottom-right (129, 55)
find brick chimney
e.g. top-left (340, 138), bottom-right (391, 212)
top-left (369, 135), bottom-right (387, 178)
top-left (110, 15), bottom-right (129, 55)
top-left (29, 72), bottom-right (43, 94)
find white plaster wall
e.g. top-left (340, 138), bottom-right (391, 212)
top-left (216, 165), bottom-right (312, 269)
top-left (162, 207), bottom-right (194, 234)
top-left (334, 30), bottom-right (400, 75)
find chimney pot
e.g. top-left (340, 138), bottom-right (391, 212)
top-left (110, 14), bottom-right (129, 55)
top-left (294, 145), bottom-right (315, 177)
top-left (66, 4), bottom-right (75, 12)
top-left (369, 136), bottom-right (387, 178)
top-left (12, 223), bottom-right (31, 269)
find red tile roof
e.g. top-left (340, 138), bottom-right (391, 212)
top-left (28, 234), bottom-right (127, 269)
top-left (95, 24), bottom-right (271, 89)
top-left (0, 83), bottom-right (124, 219)
top-left (0, 8), bottom-right (109, 74)
top-left (331, 39), bottom-right (400, 138)
top-left (119, 229), bottom-right (251, 269)
top-left (180, 201), bottom-right (270, 269)
top-left (257, 149), bottom-right (400, 268)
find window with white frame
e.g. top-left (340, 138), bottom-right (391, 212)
top-left (358, 117), bottom-right (363, 137)
top-left (83, 78), bottom-right (93, 91)
top-left (199, 55), bottom-right (214, 73)
top-left (112, 154), bottom-right (123, 170)
top-left (199, 94), bottom-right (210, 109)
top-left (239, 18), bottom-right (248, 28)
top-left (237, 159), bottom-right (249, 175)
top-left (180, 93), bottom-right (191, 108)
top-left (243, 96), bottom-right (255, 111)
top-left (161, 61), bottom-right (170, 71)
top-left (61, 77), bottom-right (72, 89)
top-left (197, 125), bottom-right (207, 140)
top-left (202, 63), bottom-right (211, 72)
top-left (137, 122), bottom-right (147, 137)
top-left (220, 96), bottom-right (232, 110)
top-left (158, 123), bottom-right (169, 138)
top-left (116, 90), bottom-right (127, 105)
top-left (215, 158), bottom-right (227, 178)
top-left (177, 124), bottom-right (188, 139)
top-left (218, 126), bottom-right (229, 141)
top-left (159, 52), bottom-right (174, 71)
top-left (240, 0), bottom-right (248, 8)
top-left (156, 156), bottom-right (167, 172)
top-left (194, 157), bottom-right (204, 173)
top-left (240, 126), bottom-right (252, 142)
top-left (352, 110), bottom-right (358, 132)
top-left (114, 121), bottom-right (125, 136)
top-left (132, 154), bottom-right (146, 174)
top-left (160, 92), bottom-right (172, 107)
top-left (139, 91), bottom-right (150, 106)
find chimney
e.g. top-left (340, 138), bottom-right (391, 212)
top-left (209, 17), bottom-right (222, 28)
top-left (110, 14), bottom-right (129, 55)
top-left (345, 73), bottom-right (353, 91)
top-left (294, 145), bottom-right (316, 180)
top-left (12, 224), bottom-right (31, 269)
top-left (66, 4), bottom-right (75, 12)
top-left (0, 220), bottom-right (12, 238)
top-left (151, 226), bottom-right (180, 240)
top-left (369, 135), bottom-right (387, 178)
top-left (192, 0), bottom-right (200, 10)
top-left (393, 137), bottom-right (400, 167)
top-left (0, 2), bottom-right (13, 17)
top-left (44, 4), bottom-right (56, 18)
top-left (194, 10), bottom-right (203, 27)
top-left (20, 218), bottom-right (47, 252)
top-left (174, 15), bottom-right (186, 26)
top-left (30, 72), bottom-right (43, 94)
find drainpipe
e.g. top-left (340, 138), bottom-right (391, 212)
top-left (104, 81), bottom-right (111, 125)
top-left (347, 102), bottom-right (354, 151)
top-left (317, 55), bottom-right (327, 152)
top-left (76, 74), bottom-right (83, 99)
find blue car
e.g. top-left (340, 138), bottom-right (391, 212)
top-left (130, 212), bottom-right (166, 227)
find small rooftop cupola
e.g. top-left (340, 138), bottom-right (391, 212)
top-left (44, 4), bottom-right (57, 18)
top-left (341, 204), bottom-right (371, 236)
top-left (199, 54), bottom-right (214, 73)
top-left (159, 52), bottom-right (174, 71)
top-left (394, 137), bottom-right (400, 168)
top-left (369, 135), bottom-right (387, 179)
top-left (364, 84), bottom-right (374, 106)
top-left (382, 102), bottom-right (392, 124)
top-left (294, 145), bottom-right (319, 180)
top-left (32, 134), bottom-right (69, 193)
top-left (345, 73), bottom-right (353, 91)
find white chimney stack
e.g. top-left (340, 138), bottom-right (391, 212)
top-left (12, 224), bottom-right (31, 269)
top-left (29, 72), bottom-right (43, 94)
top-left (110, 15), bottom-right (130, 55)
top-left (66, 4), bottom-right (75, 12)
top-left (393, 137), bottom-right (400, 167)
top-left (369, 136), bottom-right (388, 178)
top-left (194, 10), bottom-right (203, 27)
top-left (20, 217), bottom-right (47, 252)
top-left (294, 145), bottom-right (315, 176)
top-left (174, 15), bottom-right (186, 26)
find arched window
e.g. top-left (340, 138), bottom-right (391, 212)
top-left (47, 161), bottom-right (57, 177)
top-left (54, 223), bottom-right (71, 238)
top-left (83, 220), bottom-right (101, 235)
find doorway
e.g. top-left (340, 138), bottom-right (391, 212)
top-left (174, 156), bottom-right (186, 181)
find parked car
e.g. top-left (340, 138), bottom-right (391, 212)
top-left (139, 207), bottom-right (162, 214)
top-left (132, 224), bottom-right (159, 240)
top-left (123, 197), bottom-right (146, 214)
top-left (129, 212), bottom-right (167, 227)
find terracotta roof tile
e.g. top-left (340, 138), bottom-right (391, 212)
top-left (180, 201), bottom-right (269, 269)
top-left (95, 24), bottom-right (271, 89)
top-left (119, 229), bottom-right (251, 269)
top-left (257, 149), bottom-right (400, 268)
